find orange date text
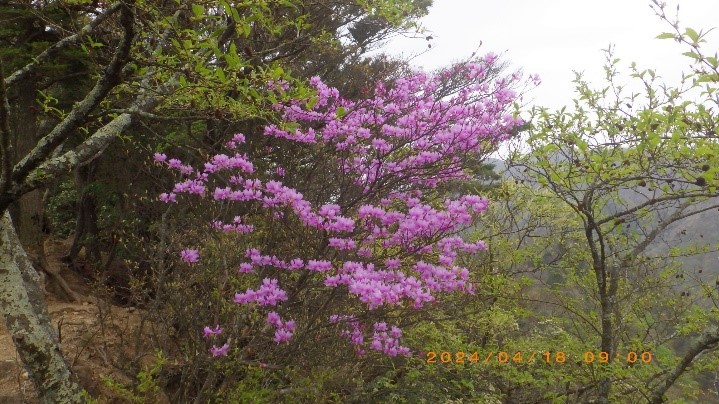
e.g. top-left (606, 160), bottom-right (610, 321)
top-left (424, 351), bottom-right (653, 365)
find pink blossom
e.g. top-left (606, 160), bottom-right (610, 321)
top-left (358, 247), bottom-right (372, 258)
top-left (266, 311), bottom-right (282, 327)
top-left (167, 159), bottom-right (182, 169)
top-left (306, 260), bottom-right (333, 272)
top-left (203, 325), bottom-right (222, 338)
top-left (232, 133), bottom-right (246, 144)
top-left (210, 343), bottom-right (230, 357)
top-left (266, 312), bottom-right (295, 343)
top-left (159, 193), bottom-right (176, 203)
top-left (328, 237), bottom-right (356, 250)
top-left (234, 278), bottom-right (288, 306)
top-left (180, 249), bottom-right (200, 264)
top-left (384, 258), bottom-right (401, 269)
top-left (289, 258), bottom-right (304, 270)
top-left (274, 328), bottom-right (293, 343)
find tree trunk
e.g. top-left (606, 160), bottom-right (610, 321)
top-left (69, 160), bottom-right (101, 266)
top-left (597, 300), bottom-right (614, 403)
top-left (0, 211), bottom-right (86, 403)
top-left (597, 263), bottom-right (620, 403)
top-left (9, 75), bottom-right (46, 264)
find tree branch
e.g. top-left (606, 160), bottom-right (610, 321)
top-left (11, 1), bottom-right (135, 185)
top-left (3, 2), bottom-right (123, 90)
top-left (596, 191), bottom-right (719, 227)
top-left (625, 199), bottom-right (693, 260)
top-left (14, 76), bottom-right (175, 197)
top-left (649, 327), bottom-right (719, 403)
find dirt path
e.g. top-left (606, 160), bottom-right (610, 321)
top-left (0, 238), bottom-right (163, 403)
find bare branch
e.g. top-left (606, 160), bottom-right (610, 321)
top-left (596, 190), bottom-right (719, 227)
top-left (625, 198), bottom-right (694, 260)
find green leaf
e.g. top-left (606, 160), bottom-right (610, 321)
top-left (306, 96), bottom-right (318, 110)
top-left (335, 106), bottom-right (347, 118)
top-left (230, 7), bottom-right (241, 24)
top-left (225, 43), bottom-right (240, 68)
top-left (281, 122), bottom-right (299, 132)
top-left (192, 4), bottom-right (204, 18)
top-left (216, 68), bottom-right (226, 82)
top-left (647, 131), bottom-right (660, 148)
top-left (272, 65), bottom-right (285, 78)
top-left (696, 73), bottom-right (719, 83)
top-left (684, 27), bottom-right (700, 43)
top-left (655, 32), bottom-right (676, 40)
top-left (220, 0), bottom-right (232, 15)
top-left (575, 138), bottom-right (587, 153)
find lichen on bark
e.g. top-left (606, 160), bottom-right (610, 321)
top-left (0, 211), bottom-right (86, 403)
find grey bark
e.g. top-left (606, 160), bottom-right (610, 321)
top-left (0, 211), bottom-right (86, 403)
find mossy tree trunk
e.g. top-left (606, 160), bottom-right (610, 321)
top-left (0, 211), bottom-right (86, 403)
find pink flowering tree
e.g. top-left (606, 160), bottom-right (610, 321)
top-left (155, 54), bottom-right (534, 360)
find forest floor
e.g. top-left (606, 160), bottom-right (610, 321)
top-left (0, 237), bottom-right (167, 403)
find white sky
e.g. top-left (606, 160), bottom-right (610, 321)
top-left (381, 0), bottom-right (719, 109)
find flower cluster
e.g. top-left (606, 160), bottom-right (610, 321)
top-left (233, 278), bottom-right (288, 306)
top-left (203, 325), bottom-right (222, 338)
top-left (202, 325), bottom-right (229, 357)
top-left (329, 316), bottom-right (410, 356)
top-left (210, 344), bottom-right (230, 357)
top-left (369, 322), bottom-right (411, 357)
top-left (212, 217), bottom-right (254, 233)
top-left (267, 311), bottom-right (296, 344)
top-left (157, 57), bottom-right (530, 357)
top-left (266, 58), bottom-right (524, 191)
top-left (180, 249), bottom-right (200, 264)
top-left (330, 315), bottom-right (366, 354)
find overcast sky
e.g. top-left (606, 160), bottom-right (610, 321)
top-left (381, 0), bottom-right (719, 109)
